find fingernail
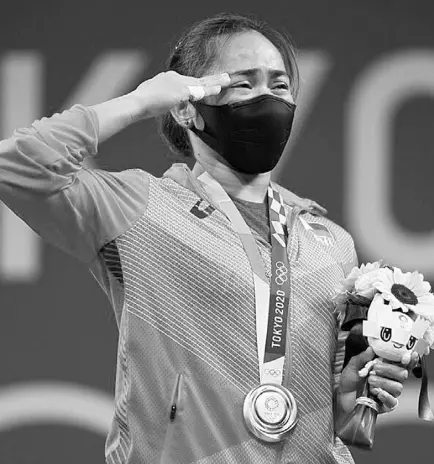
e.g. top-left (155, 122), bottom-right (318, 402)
top-left (403, 370), bottom-right (408, 380)
top-left (369, 370), bottom-right (377, 376)
top-left (221, 73), bottom-right (230, 81)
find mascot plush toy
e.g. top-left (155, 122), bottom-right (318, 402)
top-left (333, 263), bottom-right (434, 449)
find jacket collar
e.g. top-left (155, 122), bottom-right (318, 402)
top-left (163, 163), bottom-right (327, 216)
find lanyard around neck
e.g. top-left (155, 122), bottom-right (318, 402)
top-left (197, 171), bottom-right (292, 386)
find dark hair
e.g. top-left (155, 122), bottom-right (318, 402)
top-left (159, 12), bottom-right (300, 158)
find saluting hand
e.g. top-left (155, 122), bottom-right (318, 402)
top-left (130, 71), bottom-right (231, 120)
top-left (90, 71), bottom-right (231, 142)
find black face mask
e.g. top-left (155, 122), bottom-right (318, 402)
top-left (191, 94), bottom-right (296, 175)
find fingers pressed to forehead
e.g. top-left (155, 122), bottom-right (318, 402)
top-left (198, 73), bottom-right (231, 87)
top-left (203, 85), bottom-right (222, 98)
top-left (186, 83), bottom-right (223, 102)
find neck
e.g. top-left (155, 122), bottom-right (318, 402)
top-left (192, 154), bottom-right (271, 204)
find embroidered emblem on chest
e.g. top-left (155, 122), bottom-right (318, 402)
top-left (189, 199), bottom-right (216, 219)
top-left (299, 217), bottom-right (335, 246)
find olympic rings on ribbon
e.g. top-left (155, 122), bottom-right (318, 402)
top-left (274, 261), bottom-right (288, 286)
top-left (264, 368), bottom-right (282, 377)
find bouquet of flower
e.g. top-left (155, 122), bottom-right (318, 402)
top-left (332, 261), bottom-right (434, 449)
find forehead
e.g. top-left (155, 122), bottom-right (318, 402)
top-left (210, 30), bottom-right (286, 74)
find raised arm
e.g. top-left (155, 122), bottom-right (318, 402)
top-left (0, 105), bottom-right (149, 262)
top-left (0, 71), bottom-right (231, 262)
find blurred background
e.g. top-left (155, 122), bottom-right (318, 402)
top-left (0, 0), bottom-right (433, 462)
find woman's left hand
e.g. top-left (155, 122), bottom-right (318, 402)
top-left (365, 356), bottom-right (412, 412)
top-left (336, 347), bottom-right (419, 419)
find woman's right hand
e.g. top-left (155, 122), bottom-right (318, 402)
top-left (129, 71), bottom-right (231, 120)
top-left (91, 71), bottom-right (231, 143)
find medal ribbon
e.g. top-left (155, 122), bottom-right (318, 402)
top-left (197, 172), bottom-right (292, 386)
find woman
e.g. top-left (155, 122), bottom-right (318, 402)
top-left (0, 12), bottom-right (413, 464)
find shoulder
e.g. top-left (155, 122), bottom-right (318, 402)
top-left (297, 211), bottom-right (355, 248)
top-left (297, 211), bottom-right (358, 272)
top-left (273, 183), bottom-right (327, 216)
top-left (274, 182), bottom-right (356, 254)
top-left (76, 166), bottom-right (154, 211)
top-left (70, 167), bottom-right (155, 253)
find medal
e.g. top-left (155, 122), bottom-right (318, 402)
top-left (243, 384), bottom-right (298, 443)
top-left (198, 173), bottom-right (299, 443)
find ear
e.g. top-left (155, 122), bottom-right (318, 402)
top-left (170, 101), bottom-right (204, 131)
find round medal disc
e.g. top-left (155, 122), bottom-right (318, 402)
top-left (243, 384), bottom-right (298, 443)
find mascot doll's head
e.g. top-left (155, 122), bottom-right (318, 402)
top-left (363, 294), bottom-right (431, 362)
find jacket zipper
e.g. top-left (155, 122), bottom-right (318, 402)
top-left (160, 373), bottom-right (183, 464)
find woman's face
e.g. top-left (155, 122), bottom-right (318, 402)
top-left (204, 30), bottom-right (294, 106)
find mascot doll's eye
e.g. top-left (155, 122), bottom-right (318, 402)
top-left (380, 327), bottom-right (392, 342)
top-left (406, 336), bottom-right (417, 350)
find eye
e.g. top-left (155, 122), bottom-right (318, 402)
top-left (273, 82), bottom-right (290, 90)
top-left (406, 335), bottom-right (417, 350)
top-left (380, 327), bottom-right (392, 342)
top-left (232, 82), bottom-right (252, 89)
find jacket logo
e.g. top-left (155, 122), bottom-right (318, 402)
top-left (299, 217), bottom-right (335, 246)
top-left (190, 200), bottom-right (215, 219)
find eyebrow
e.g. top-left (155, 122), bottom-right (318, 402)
top-left (229, 68), bottom-right (290, 80)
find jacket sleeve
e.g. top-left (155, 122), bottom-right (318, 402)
top-left (0, 105), bottom-right (150, 263)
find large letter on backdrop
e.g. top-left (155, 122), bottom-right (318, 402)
top-left (0, 50), bottom-right (148, 282)
top-left (346, 50), bottom-right (434, 277)
top-left (0, 52), bottom-right (44, 283)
